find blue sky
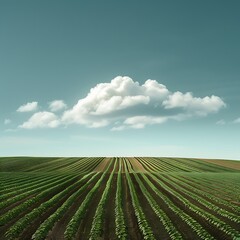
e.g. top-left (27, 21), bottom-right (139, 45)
top-left (1, 1), bottom-right (240, 159)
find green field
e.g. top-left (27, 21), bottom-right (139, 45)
top-left (0, 157), bottom-right (240, 240)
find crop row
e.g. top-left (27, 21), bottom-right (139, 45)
top-left (115, 158), bottom-right (127, 240)
top-left (150, 173), bottom-right (240, 239)
top-left (89, 158), bottom-right (117, 239)
top-left (167, 174), bottom-right (240, 214)
top-left (123, 158), bottom-right (155, 240)
top-left (125, 158), bottom-right (184, 240)
top-left (32, 172), bottom-right (98, 240)
top-left (64, 158), bottom-right (113, 240)
top-left (5, 175), bottom-right (86, 239)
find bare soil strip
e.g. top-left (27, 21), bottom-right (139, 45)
top-left (128, 157), bottom-right (147, 173)
top-left (93, 158), bottom-right (110, 172)
top-left (122, 173), bottom-right (142, 240)
top-left (201, 159), bottom-right (240, 170)
top-left (139, 174), bottom-right (199, 239)
top-left (46, 174), bottom-right (101, 240)
top-left (158, 174), bottom-right (240, 230)
top-left (18, 179), bottom-right (84, 240)
top-left (148, 174), bottom-right (233, 240)
top-left (76, 174), bottom-right (109, 239)
top-left (103, 174), bottom-right (117, 240)
top-left (131, 173), bottom-right (168, 239)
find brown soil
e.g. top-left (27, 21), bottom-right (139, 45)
top-left (131, 173), bottom-right (168, 239)
top-left (138, 173), bottom-right (199, 240)
top-left (93, 158), bottom-right (111, 172)
top-left (2, 157), bottom-right (239, 240)
top-left (201, 159), bottom-right (240, 170)
top-left (46, 174), bottom-right (101, 240)
top-left (158, 175), bottom-right (240, 230)
top-left (0, 177), bottom-right (78, 240)
top-left (76, 173), bottom-right (109, 239)
top-left (164, 174), bottom-right (239, 215)
top-left (137, 158), bottom-right (156, 172)
top-left (121, 158), bottom-right (126, 173)
top-left (18, 178), bottom-right (83, 240)
top-left (122, 173), bottom-right (142, 240)
top-left (128, 158), bottom-right (147, 173)
top-left (102, 174), bottom-right (117, 240)
top-left (107, 159), bottom-right (115, 173)
top-left (148, 174), bottom-right (234, 240)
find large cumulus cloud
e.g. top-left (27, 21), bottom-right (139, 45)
top-left (60, 76), bottom-right (226, 130)
top-left (18, 76), bottom-right (226, 129)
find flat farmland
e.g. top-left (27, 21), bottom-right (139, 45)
top-left (0, 157), bottom-right (240, 240)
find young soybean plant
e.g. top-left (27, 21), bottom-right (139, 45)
top-left (124, 158), bottom-right (155, 240)
top-left (115, 158), bottom-right (127, 240)
top-left (64, 158), bottom-right (113, 240)
top-left (89, 158), bottom-right (117, 239)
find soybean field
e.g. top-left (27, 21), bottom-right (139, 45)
top-left (0, 157), bottom-right (240, 240)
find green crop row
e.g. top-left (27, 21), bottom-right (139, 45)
top-left (167, 174), bottom-right (240, 214)
top-left (126, 158), bottom-right (183, 239)
top-left (136, 158), bottom-right (215, 240)
top-left (133, 173), bottom-right (183, 239)
top-left (141, 173), bottom-right (215, 240)
top-left (124, 158), bottom-right (155, 240)
top-left (0, 173), bottom-right (56, 193)
top-left (115, 158), bottom-right (127, 240)
top-left (5, 175), bottom-right (84, 240)
top-left (0, 175), bottom-right (76, 226)
top-left (149, 173), bottom-right (240, 239)
top-left (89, 158), bottom-right (117, 239)
top-left (64, 158), bottom-right (113, 240)
top-left (0, 174), bottom-right (62, 201)
top-left (182, 174), bottom-right (240, 201)
top-left (159, 174), bottom-right (240, 223)
top-left (32, 172), bottom-right (97, 240)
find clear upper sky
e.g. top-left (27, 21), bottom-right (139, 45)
top-left (1, 1), bottom-right (240, 159)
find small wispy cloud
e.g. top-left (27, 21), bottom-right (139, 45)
top-left (19, 111), bottom-right (60, 129)
top-left (49, 100), bottom-right (67, 112)
top-left (233, 117), bottom-right (240, 124)
top-left (17, 102), bottom-right (38, 112)
top-left (4, 119), bottom-right (11, 125)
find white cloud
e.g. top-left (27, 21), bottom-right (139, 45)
top-left (233, 118), bottom-right (240, 124)
top-left (17, 102), bottom-right (38, 112)
top-left (163, 92), bottom-right (226, 116)
top-left (124, 116), bottom-right (167, 129)
top-left (62, 76), bottom-right (225, 129)
top-left (111, 125), bottom-right (127, 131)
top-left (49, 100), bottom-right (67, 112)
top-left (4, 119), bottom-right (11, 125)
top-left (19, 111), bottom-right (60, 129)
top-left (18, 76), bottom-right (226, 130)
top-left (62, 76), bottom-right (170, 127)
